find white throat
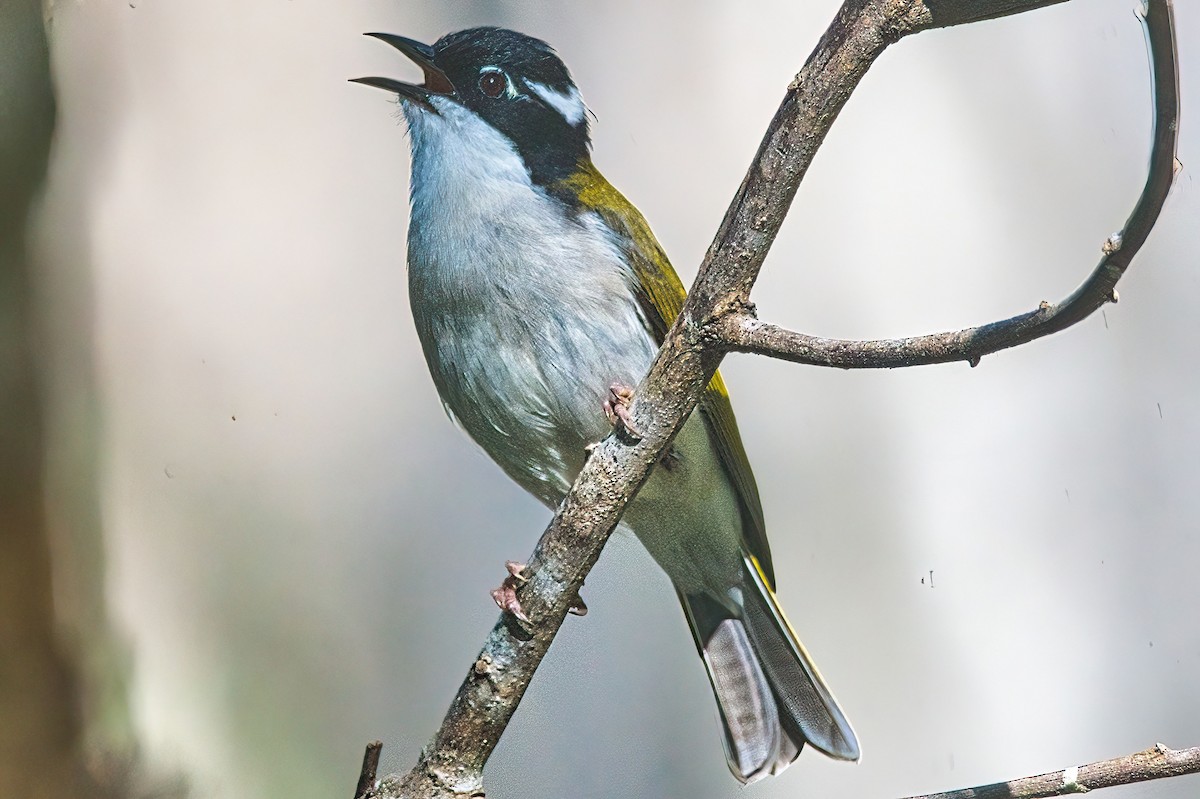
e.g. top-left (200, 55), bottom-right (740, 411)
top-left (404, 96), bottom-right (531, 206)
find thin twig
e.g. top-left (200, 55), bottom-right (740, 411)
top-left (902, 744), bottom-right (1200, 799)
top-left (355, 741), bottom-right (383, 799)
top-left (720, 0), bottom-right (1179, 370)
top-left (373, 1), bottom-right (1181, 796)
top-left (923, 0), bottom-right (1070, 27)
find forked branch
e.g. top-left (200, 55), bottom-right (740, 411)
top-left (367, 1), bottom-right (1182, 797)
top-left (720, 0), bottom-right (1180, 369)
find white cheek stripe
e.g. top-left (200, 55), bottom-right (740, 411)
top-left (528, 80), bottom-right (587, 126)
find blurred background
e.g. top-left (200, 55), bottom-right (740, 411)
top-left (4, 0), bottom-right (1197, 797)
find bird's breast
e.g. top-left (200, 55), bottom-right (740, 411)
top-left (406, 175), bottom-right (656, 505)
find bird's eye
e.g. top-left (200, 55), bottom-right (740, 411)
top-left (479, 70), bottom-right (506, 99)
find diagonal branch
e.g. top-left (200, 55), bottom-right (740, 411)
top-left (370, 1), bottom-right (1181, 797)
top-left (901, 743), bottom-right (1200, 799)
top-left (719, 0), bottom-right (1180, 370)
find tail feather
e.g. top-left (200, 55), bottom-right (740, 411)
top-left (681, 557), bottom-right (859, 782)
top-left (702, 618), bottom-right (800, 782)
top-left (742, 555), bottom-right (859, 761)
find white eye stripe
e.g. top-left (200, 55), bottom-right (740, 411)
top-left (527, 80), bottom-right (587, 126)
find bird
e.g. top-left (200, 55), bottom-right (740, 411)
top-left (353, 26), bottom-right (859, 782)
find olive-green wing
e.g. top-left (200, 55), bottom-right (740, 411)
top-left (700, 371), bottom-right (772, 587)
top-left (555, 163), bottom-right (775, 588)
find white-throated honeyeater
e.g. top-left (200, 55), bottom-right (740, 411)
top-left (354, 26), bottom-right (859, 782)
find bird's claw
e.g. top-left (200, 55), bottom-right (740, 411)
top-left (603, 383), bottom-right (642, 440)
top-left (504, 559), bottom-right (528, 582)
top-left (491, 561), bottom-right (531, 623)
top-left (490, 561), bottom-right (587, 621)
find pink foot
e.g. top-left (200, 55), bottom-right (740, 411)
top-left (490, 561), bottom-right (588, 621)
top-left (491, 560), bottom-right (530, 623)
top-left (603, 383), bottom-right (642, 440)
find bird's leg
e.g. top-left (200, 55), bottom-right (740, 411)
top-left (597, 384), bottom-right (681, 469)
top-left (491, 560), bottom-right (530, 623)
top-left (603, 383), bottom-right (642, 440)
top-left (490, 560), bottom-right (588, 621)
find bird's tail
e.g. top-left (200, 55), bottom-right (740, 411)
top-left (680, 556), bottom-right (859, 783)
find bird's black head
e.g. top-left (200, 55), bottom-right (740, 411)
top-left (354, 27), bottom-right (591, 186)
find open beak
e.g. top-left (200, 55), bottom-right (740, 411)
top-left (351, 33), bottom-right (455, 108)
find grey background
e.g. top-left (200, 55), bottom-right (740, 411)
top-left (33, 1), bottom-right (1199, 797)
